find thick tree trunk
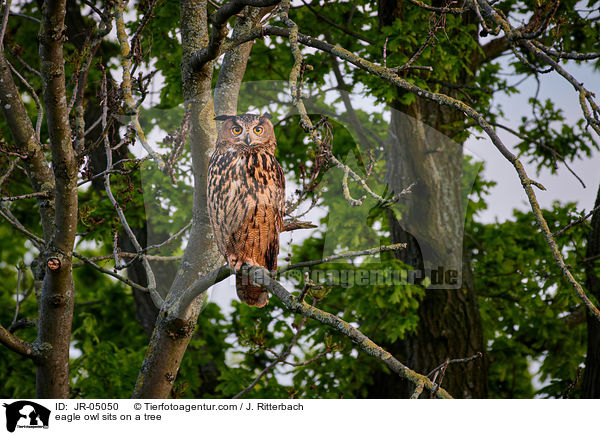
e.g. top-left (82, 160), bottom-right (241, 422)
top-left (370, 105), bottom-right (488, 398)
top-left (132, 1), bottom-right (271, 398)
top-left (36, 0), bottom-right (78, 398)
top-left (367, 0), bottom-right (488, 399)
top-left (132, 0), bottom-right (223, 398)
top-left (581, 184), bottom-right (600, 398)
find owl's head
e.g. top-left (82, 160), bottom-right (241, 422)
top-left (215, 112), bottom-right (276, 152)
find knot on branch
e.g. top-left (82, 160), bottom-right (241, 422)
top-left (46, 257), bottom-right (62, 271)
top-left (49, 294), bottom-right (67, 307)
top-left (166, 318), bottom-right (196, 340)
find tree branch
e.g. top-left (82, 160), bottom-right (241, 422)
top-left (100, 70), bottom-right (162, 308)
top-left (189, 0), bottom-right (281, 71)
top-left (0, 323), bottom-right (42, 360)
top-left (278, 242), bottom-right (407, 274)
top-left (114, 0), bottom-right (164, 168)
top-left (249, 266), bottom-right (453, 398)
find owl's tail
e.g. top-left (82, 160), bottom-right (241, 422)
top-left (235, 272), bottom-right (269, 307)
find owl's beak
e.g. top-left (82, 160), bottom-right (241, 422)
top-left (244, 134), bottom-right (252, 146)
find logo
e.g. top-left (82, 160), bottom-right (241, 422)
top-left (3, 401), bottom-right (50, 432)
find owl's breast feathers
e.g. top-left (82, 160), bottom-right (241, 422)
top-left (207, 147), bottom-right (285, 307)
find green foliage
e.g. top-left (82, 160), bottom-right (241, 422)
top-left (468, 201), bottom-right (589, 398)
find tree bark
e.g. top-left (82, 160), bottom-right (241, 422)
top-left (36, 0), bottom-right (78, 398)
top-left (132, 0), bottom-right (221, 398)
top-left (132, 0), bottom-right (271, 398)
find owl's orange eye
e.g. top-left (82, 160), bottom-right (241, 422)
top-left (253, 126), bottom-right (264, 135)
top-left (232, 126), bottom-right (242, 135)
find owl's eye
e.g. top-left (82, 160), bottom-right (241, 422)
top-left (253, 126), bottom-right (264, 135)
top-left (232, 126), bottom-right (242, 135)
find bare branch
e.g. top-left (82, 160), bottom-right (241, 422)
top-left (189, 0), bottom-right (282, 71)
top-left (532, 41), bottom-right (600, 61)
top-left (278, 242), bottom-right (407, 274)
top-left (0, 0), bottom-right (12, 51)
top-left (426, 352), bottom-right (483, 378)
top-left (114, 0), bottom-right (164, 168)
top-left (72, 252), bottom-right (182, 268)
top-left (72, 251), bottom-right (149, 292)
top-left (554, 204), bottom-right (600, 237)
top-left (0, 191), bottom-right (50, 201)
top-left (0, 204), bottom-right (45, 249)
top-left (101, 71), bottom-right (162, 308)
top-left (0, 323), bottom-right (41, 360)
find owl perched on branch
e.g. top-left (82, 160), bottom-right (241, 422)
top-left (207, 113), bottom-right (285, 307)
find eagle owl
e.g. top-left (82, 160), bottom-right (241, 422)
top-left (207, 113), bottom-right (285, 307)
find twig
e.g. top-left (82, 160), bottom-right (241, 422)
top-left (532, 41), bottom-right (600, 60)
top-left (391, 12), bottom-right (445, 73)
top-left (562, 367), bottom-right (583, 399)
top-left (0, 0), bottom-right (13, 52)
top-left (300, 0), bottom-right (376, 45)
top-left (426, 352), bottom-right (483, 378)
top-left (145, 220), bottom-right (192, 252)
top-left (0, 204), bottom-right (45, 249)
top-left (554, 204), bottom-right (600, 237)
top-left (491, 121), bottom-right (587, 188)
top-left (10, 265), bottom-right (23, 328)
top-left (0, 157), bottom-right (18, 188)
top-left (278, 242), bottom-right (407, 274)
top-left (430, 358), bottom-right (449, 396)
top-left (0, 191), bottom-right (49, 201)
top-left (117, 220), bottom-right (192, 270)
top-left (114, 0), bottom-right (164, 168)
top-left (72, 252), bottom-right (182, 268)
top-left (72, 251), bottom-right (149, 292)
top-left (8, 12), bottom-right (40, 24)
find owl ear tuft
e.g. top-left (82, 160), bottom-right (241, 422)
top-left (214, 115), bottom-right (235, 121)
top-left (260, 112), bottom-right (273, 120)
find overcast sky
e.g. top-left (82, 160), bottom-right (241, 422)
top-left (467, 61), bottom-right (600, 223)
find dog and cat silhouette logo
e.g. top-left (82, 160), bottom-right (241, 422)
top-left (3, 401), bottom-right (50, 432)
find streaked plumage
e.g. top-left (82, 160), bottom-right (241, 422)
top-left (207, 113), bottom-right (285, 307)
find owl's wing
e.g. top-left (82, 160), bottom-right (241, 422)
top-left (208, 149), bottom-right (285, 272)
top-left (207, 149), bottom-right (240, 258)
top-left (263, 155), bottom-right (285, 271)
